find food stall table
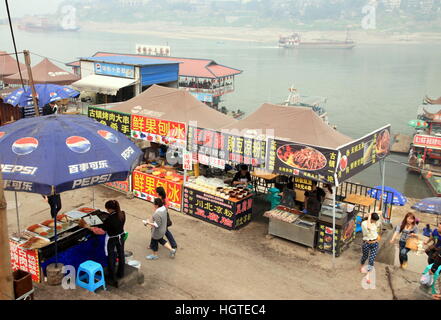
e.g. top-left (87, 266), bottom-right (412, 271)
top-left (251, 171), bottom-right (279, 194)
top-left (9, 207), bottom-right (108, 283)
top-left (183, 184), bottom-right (254, 230)
top-left (343, 194), bottom-right (376, 207)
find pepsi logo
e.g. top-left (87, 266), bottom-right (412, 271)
top-left (12, 137), bottom-right (39, 155)
top-left (97, 130), bottom-right (118, 143)
top-left (49, 92), bottom-right (57, 97)
top-left (66, 136), bottom-right (91, 153)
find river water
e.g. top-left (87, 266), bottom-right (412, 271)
top-left (2, 26), bottom-right (441, 198)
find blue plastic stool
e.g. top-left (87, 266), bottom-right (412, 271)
top-left (76, 260), bottom-right (106, 292)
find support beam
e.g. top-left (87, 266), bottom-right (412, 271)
top-left (23, 50), bottom-right (40, 117)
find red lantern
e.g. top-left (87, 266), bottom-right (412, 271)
top-left (427, 171), bottom-right (433, 179)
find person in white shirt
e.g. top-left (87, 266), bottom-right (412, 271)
top-left (360, 212), bottom-right (381, 281)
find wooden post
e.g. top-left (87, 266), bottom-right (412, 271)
top-left (23, 50), bottom-right (40, 117)
top-left (0, 172), bottom-right (14, 300)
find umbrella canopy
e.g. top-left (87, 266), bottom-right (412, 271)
top-left (4, 58), bottom-right (80, 85)
top-left (0, 115), bottom-right (142, 195)
top-left (0, 51), bottom-right (26, 77)
top-left (367, 186), bottom-right (407, 206)
top-left (4, 84), bottom-right (80, 107)
top-left (411, 197), bottom-right (441, 215)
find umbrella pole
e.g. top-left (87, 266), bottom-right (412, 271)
top-left (54, 211), bottom-right (58, 266)
top-left (14, 192), bottom-right (20, 233)
top-left (332, 186), bottom-right (336, 268)
top-left (92, 186), bottom-right (95, 209)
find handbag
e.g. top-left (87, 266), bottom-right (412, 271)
top-left (405, 237), bottom-right (419, 251)
top-left (166, 209), bottom-right (172, 227)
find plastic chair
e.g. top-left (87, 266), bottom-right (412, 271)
top-left (267, 187), bottom-right (281, 209)
top-left (422, 263), bottom-right (441, 295)
top-left (76, 260), bottom-right (106, 292)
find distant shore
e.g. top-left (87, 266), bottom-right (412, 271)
top-left (82, 21), bottom-right (441, 44)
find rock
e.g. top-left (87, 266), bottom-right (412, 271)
top-left (265, 234), bottom-right (274, 240)
top-left (307, 248), bottom-right (316, 255)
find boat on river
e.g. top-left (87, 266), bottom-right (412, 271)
top-left (279, 31), bottom-right (355, 49)
top-left (280, 85), bottom-right (330, 125)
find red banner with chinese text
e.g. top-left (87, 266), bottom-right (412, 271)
top-left (413, 134), bottom-right (441, 150)
top-left (9, 240), bottom-right (41, 283)
top-left (131, 115), bottom-right (186, 149)
top-left (132, 170), bottom-right (183, 211)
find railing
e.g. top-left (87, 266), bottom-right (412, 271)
top-left (335, 181), bottom-right (394, 222)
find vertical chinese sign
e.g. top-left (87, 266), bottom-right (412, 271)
top-left (9, 240), bottom-right (40, 282)
top-left (266, 139), bottom-right (339, 185)
top-left (88, 106), bottom-right (132, 136)
top-left (132, 170), bottom-right (183, 211)
top-left (335, 125), bottom-right (391, 185)
top-left (131, 114), bottom-right (187, 149)
top-left (186, 125), bottom-right (267, 168)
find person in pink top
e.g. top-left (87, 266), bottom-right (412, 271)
top-left (156, 187), bottom-right (177, 249)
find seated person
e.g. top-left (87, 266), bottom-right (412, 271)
top-left (303, 181), bottom-right (325, 217)
top-left (279, 179), bottom-right (296, 208)
top-left (232, 164), bottom-right (252, 186)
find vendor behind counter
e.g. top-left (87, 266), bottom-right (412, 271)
top-left (303, 181), bottom-right (326, 217)
top-left (232, 164), bottom-right (252, 186)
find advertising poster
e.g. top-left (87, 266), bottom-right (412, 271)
top-left (336, 125), bottom-right (391, 185)
top-left (266, 139), bottom-right (339, 185)
top-left (132, 170), bottom-right (182, 211)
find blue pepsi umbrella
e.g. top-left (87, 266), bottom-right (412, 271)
top-left (0, 114), bottom-right (142, 195)
top-left (367, 186), bottom-right (407, 206)
top-left (4, 84), bottom-right (79, 107)
top-left (411, 197), bottom-right (441, 215)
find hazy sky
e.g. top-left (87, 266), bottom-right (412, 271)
top-left (1, 0), bottom-right (64, 19)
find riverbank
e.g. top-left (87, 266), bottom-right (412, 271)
top-left (4, 185), bottom-right (431, 300)
top-left (81, 21), bottom-right (441, 44)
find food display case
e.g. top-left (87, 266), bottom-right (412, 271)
top-left (316, 206), bottom-right (356, 257)
top-left (183, 176), bottom-right (254, 230)
top-left (9, 207), bottom-right (108, 283)
top-left (132, 163), bottom-right (186, 211)
top-left (265, 206), bottom-right (317, 248)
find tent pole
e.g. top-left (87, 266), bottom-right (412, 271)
top-left (14, 192), bottom-right (20, 233)
top-left (380, 159), bottom-right (386, 221)
top-left (92, 186), bottom-right (95, 209)
top-left (332, 186), bottom-right (336, 268)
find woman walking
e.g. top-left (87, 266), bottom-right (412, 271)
top-left (156, 186), bottom-right (178, 250)
top-left (360, 212), bottom-right (381, 283)
top-left (144, 198), bottom-right (176, 260)
top-left (390, 212), bottom-right (419, 269)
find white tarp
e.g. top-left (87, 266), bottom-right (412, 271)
top-left (72, 74), bottom-right (136, 95)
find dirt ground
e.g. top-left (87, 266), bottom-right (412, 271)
top-left (4, 186), bottom-right (433, 300)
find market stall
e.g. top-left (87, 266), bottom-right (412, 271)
top-left (9, 207), bottom-right (108, 283)
top-left (98, 84), bottom-right (235, 211)
top-left (218, 104), bottom-right (392, 256)
top-left (183, 176), bottom-right (253, 230)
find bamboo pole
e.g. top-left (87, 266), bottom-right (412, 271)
top-left (23, 50), bottom-right (40, 117)
top-left (0, 172), bottom-right (14, 300)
